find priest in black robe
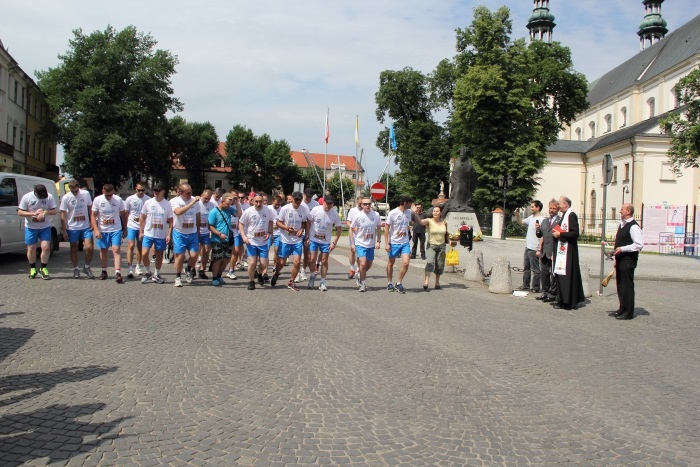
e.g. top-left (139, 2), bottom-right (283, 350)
top-left (551, 195), bottom-right (585, 310)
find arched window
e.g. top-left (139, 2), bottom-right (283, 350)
top-left (604, 114), bottom-right (612, 133)
top-left (575, 127), bottom-right (582, 141)
top-left (671, 87), bottom-right (680, 109)
top-left (589, 121), bottom-right (596, 139)
top-left (647, 97), bottom-right (656, 118)
top-left (620, 107), bottom-right (627, 127)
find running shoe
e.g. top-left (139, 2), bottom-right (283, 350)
top-left (99, 271), bottom-right (108, 280)
top-left (198, 270), bottom-right (209, 279)
top-left (287, 281), bottom-right (300, 291)
top-left (227, 270), bottom-right (237, 280)
top-left (29, 267), bottom-right (37, 279)
top-left (115, 272), bottom-right (123, 284)
top-left (185, 270), bottom-right (193, 284)
top-left (247, 280), bottom-right (255, 290)
top-left (135, 265), bottom-right (143, 276)
top-left (218, 277), bottom-right (226, 285)
top-left (257, 272), bottom-right (265, 286)
top-left (270, 274), bottom-right (279, 287)
top-left (211, 278), bottom-right (221, 286)
top-left (396, 283), bottom-right (405, 294)
top-left (151, 274), bottom-right (164, 284)
top-left (299, 270), bottom-right (308, 282)
top-left (83, 266), bottom-right (95, 279)
top-left (262, 273), bottom-right (270, 284)
top-left (387, 283), bottom-right (395, 292)
top-left (38, 268), bottom-right (50, 280)
top-left (359, 283), bottom-right (367, 292)
top-left (141, 273), bottom-right (152, 284)
top-left (348, 269), bottom-right (355, 279)
top-left (307, 275), bottom-right (316, 289)
top-left (73, 268), bottom-right (80, 279)
top-left (174, 277), bottom-right (183, 287)
top-left (319, 282), bottom-right (328, 292)
top-left (127, 269), bottom-right (134, 279)
top-left (241, 260), bottom-right (249, 268)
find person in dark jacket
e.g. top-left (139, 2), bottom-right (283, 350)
top-left (551, 195), bottom-right (585, 310)
top-left (535, 199), bottom-right (560, 302)
top-left (611, 203), bottom-right (643, 320)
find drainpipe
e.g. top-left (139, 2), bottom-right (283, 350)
top-left (629, 138), bottom-right (636, 206)
top-left (581, 152), bottom-right (588, 220)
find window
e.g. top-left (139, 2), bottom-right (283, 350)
top-left (215, 179), bottom-right (223, 189)
top-left (0, 177), bottom-right (18, 207)
top-left (12, 126), bottom-right (17, 148)
top-left (611, 207), bottom-right (616, 219)
top-left (14, 80), bottom-right (18, 102)
top-left (19, 131), bottom-right (24, 153)
top-left (352, 173), bottom-right (356, 180)
top-left (647, 97), bottom-right (656, 118)
top-left (620, 107), bottom-right (627, 127)
top-left (575, 127), bottom-right (582, 141)
top-left (660, 163), bottom-right (676, 181)
top-left (604, 114), bottom-right (612, 133)
top-left (590, 190), bottom-right (597, 223)
top-left (612, 166), bottom-right (618, 183)
top-left (589, 121), bottom-right (596, 139)
top-left (624, 163), bottom-right (630, 181)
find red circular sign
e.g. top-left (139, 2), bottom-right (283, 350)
top-left (370, 182), bottom-right (386, 200)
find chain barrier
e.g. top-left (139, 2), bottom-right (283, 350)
top-left (484, 266), bottom-right (523, 278)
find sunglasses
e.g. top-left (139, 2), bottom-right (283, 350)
top-left (238, 196), bottom-right (245, 199)
top-left (136, 189), bottom-right (145, 192)
top-left (361, 203), bottom-right (371, 206)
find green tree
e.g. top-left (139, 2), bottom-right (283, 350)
top-left (36, 25), bottom-right (182, 186)
top-left (451, 6), bottom-right (588, 211)
top-left (660, 69), bottom-right (700, 175)
top-left (324, 172), bottom-right (355, 206)
top-left (224, 125), bottom-right (297, 194)
top-left (168, 116), bottom-right (219, 194)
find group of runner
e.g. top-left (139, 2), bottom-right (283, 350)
top-left (21, 180), bottom-right (424, 292)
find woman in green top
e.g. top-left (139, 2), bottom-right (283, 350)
top-left (420, 205), bottom-right (448, 290)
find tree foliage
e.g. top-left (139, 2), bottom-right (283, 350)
top-left (168, 116), bottom-right (219, 194)
top-left (224, 125), bottom-right (298, 194)
top-left (660, 69), bottom-right (700, 175)
top-left (36, 25), bottom-right (182, 186)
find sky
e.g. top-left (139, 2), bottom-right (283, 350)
top-left (2, 0), bottom-right (699, 185)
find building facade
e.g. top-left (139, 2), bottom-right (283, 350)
top-left (290, 150), bottom-right (366, 200)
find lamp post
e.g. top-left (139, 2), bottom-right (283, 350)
top-left (497, 174), bottom-right (514, 240)
top-left (622, 185), bottom-right (630, 204)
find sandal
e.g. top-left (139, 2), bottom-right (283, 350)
top-left (434, 284), bottom-right (441, 290)
top-left (423, 283), bottom-right (429, 290)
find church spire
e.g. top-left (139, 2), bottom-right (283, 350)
top-left (638, 0), bottom-right (668, 50)
top-left (527, 0), bottom-right (556, 43)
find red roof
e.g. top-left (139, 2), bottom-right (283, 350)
top-left (290, 151), bottom-right (364, 172)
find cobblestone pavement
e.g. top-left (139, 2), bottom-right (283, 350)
top-left (1, 246), bottom-right (698, 465)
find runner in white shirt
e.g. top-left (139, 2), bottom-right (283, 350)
top-left (238, 192), bottom-right (274, 290)
top-left (270, 191), bottom-right (309, 291)
top-left (59, 179), bottom-right (94, 279)
top-left (345, 196), bottom-right (362, 279)
top-left (170, 183), bottom-right (201, 287)
top-left (349, 197), bottom-right (383, 292)
top-left (265, 193), bottom-right (282, 273)
top-left (307, 196), bottom-right (342, 291)
top-left (91, 184), bottom-right (128, 283)
top-left (384, 195), bottom-right (414, 294)
top-left (196, 189), bottom-right (217, 279)
top-left (139, 183), bottom-right (173, 284)
top-left (226, 189), bottom-right (244, 280)
top-left (18, 184), bottom-right (57, 280)
top-left (298, 188), bottom-right (319, 282)
top-left (124, 182), bottom-right (151, 278)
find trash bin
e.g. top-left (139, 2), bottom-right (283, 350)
top-left (459, 222), bottom-right (473, 251)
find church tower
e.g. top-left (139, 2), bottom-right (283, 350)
top-left (527, 0), bottom-right (556, 43)
top-left (638, 0), bottom-right (668, 50)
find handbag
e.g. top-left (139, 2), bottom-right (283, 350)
top-left (445, 247), bottom-right (459, 266)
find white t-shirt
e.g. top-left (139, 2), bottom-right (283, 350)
top-left (302, 198), bottom-right (319, 212)
top-left (229, 206), bottom-right (240, 237)
top-left (239, 205), bottom-right (273, 247)
top-left (350, 210), bottom-right (382, 248)
top-left (198, 199), bottom-right (217, 235)
top-left (92, 194), bottom-right (126, 233)
top-left (308, 205), bottom-right (342, 245)
top-left (141, 198), bottom-right (173, 239)
top-left (170, 196), bottom-right (200, 234)
top-left (19, 192), bottom-right (57, 230)
top-left (346, 206), bottom-right (360, 225)
top-left (276, 203), bottom-right (309, 245)
top-left (59, 189), bottom-right (92, 230)
top-left (125, 193), bottom-right (151, 230)
top-left (386, 207), bottom-right (412, 245)
top-left (268, 205), bottom-right (281, 235)
top-left (523, 214), bottom-right (545, 251)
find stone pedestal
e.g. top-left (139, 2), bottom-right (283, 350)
top-left (445, 212), bottom-right (482, 237)
top-left (580, 261), bottom-right (592, 298)
top-left (488, 256), bottom-right (512, 294)
top-left (463, 250), bottom-right (485, 283)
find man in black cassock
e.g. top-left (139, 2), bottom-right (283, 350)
top-left (551, 195), bottom-right (585, 310)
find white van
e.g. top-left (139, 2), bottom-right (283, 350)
top-left (0, 172), bottom-right (63, 255)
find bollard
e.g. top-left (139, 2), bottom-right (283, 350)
top-left (580, 261), bottom-right (592, 298)
top-left (463, 250), bottom-right (485, 283)
top-left (488, 256), bottom-right (513, 294)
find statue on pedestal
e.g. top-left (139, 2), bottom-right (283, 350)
top-left (443, 155), bottom-right (475, 216)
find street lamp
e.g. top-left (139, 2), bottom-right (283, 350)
top-left (497, 174), bottom-right (514, 240)
top-left (622, 185), bottom-right (630, 204)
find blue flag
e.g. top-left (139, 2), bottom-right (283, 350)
top-left (389, 124), bottom-right (397, 151)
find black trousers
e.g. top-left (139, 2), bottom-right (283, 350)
top-left (540, 255), bottom-right (553, 296)
top-left (411, 232), bottom-right (426, 257)
top-left (616, 257), bottom-right (637, 318)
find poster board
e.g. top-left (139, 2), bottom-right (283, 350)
top-left (642, 205), bottom-right (687, 253)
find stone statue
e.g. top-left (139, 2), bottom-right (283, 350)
top-left (443, 154), bottom-right (476, 215)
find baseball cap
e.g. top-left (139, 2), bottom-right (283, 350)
top-left (323, 195), bottom-right (334, 204)
top-left (34, 184), bottom-right (48, 199)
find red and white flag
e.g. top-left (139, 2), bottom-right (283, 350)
top-left (324, 109), bottom-right (330, 144)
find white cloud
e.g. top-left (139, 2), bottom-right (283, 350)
top-left (2, 0), bottom-right (698, 183)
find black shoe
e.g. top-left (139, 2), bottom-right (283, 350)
top-left (608, 310), bottom-right (623, 317)
top-left (198, 270), bottom-right (209, 279)
top-left (542, 296), bottom-right (555, 303)
top-left (516, 286), bottom-right (529, 291)
top-left (421, 256), bottom-right (426, 260)
top-left (262, 273), bottom-right (270, 284)
top-left (270, 274), bottom-right (279, 287)
top-left (552, 304), bottom-right (572, 310)
top-left (257, 272), bottom-right (265, 286)
top-left (247, 281), bottom-right (256, 290)
top-left (530, 288), bottom-right (540, 293)
top-left (615, 314), bottom-right (633, 320)
top-left (410, 255), bottom-right (417, 259)
top-left (535, 294), bottom-right (548, 301)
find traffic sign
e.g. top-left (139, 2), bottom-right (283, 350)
top-left (370, 182), bottom-right (386, 200)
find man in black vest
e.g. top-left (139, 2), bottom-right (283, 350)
top-left (536, 199), bottom-right (560, 302)
top-left (612, 203), bottom-right (644, 320)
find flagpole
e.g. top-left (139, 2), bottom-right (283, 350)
top-left (324, 108), bottom-right (329, 196)
top-left (354, 115), bottom-right (359, 201)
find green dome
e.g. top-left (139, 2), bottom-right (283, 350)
top-left (528, 8), bottom-right (555, 24)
